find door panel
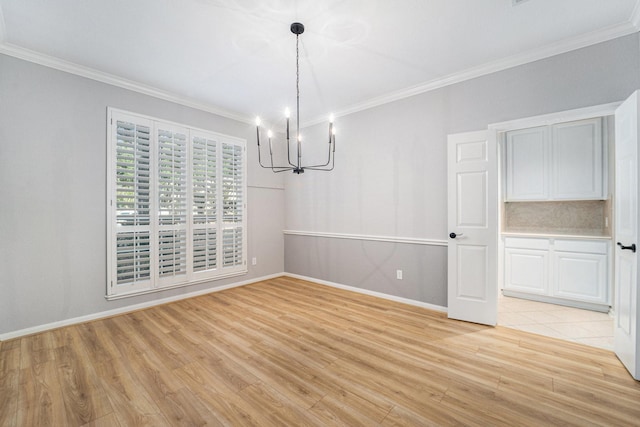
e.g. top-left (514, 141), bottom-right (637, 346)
top-left (457, 172), bottom-right (487, 227)
top-left (456, 245), bottom-right (488, 300)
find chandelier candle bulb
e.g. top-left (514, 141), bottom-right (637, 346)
top-left (268, 130), bottom-right (273, 155)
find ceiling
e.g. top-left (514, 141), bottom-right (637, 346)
top-left (0, 0), bottom-right (639, 127)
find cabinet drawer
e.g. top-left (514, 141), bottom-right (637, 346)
top-left (554, 239), bottom-right (608, 254)
top-left (504, 237), bottom-right (550, 250)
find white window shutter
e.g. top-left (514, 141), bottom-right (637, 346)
top-left (222, 142), bottom-right (245, 268)
top-left (192, 134), bottom-right (218, 273)
top-left (109, 115), bottom-right (154, 295)
top-left (157, 127), bottom-right (188, 284)
top-left (107, 108), bottom-right (247, 298)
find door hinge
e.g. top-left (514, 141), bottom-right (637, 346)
top-left (110, 280), bottom-right (113, 288)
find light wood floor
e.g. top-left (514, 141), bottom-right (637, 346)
top-left (2, 277), bottom-right (640, 426)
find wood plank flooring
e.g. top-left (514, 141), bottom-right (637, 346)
top-left (2, 276), bottom-right (640, 426)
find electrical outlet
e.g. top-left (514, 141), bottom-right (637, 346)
top-left (252, 257), bottom-right (257, 266)
top-left (396, 269), bottom-right (403, 280)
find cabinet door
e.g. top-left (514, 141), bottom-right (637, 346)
top-left (552, 251), bottom-right (608, 304)
top-left (551, 118), bottom-right (604, 200)
top-left (505, 126), bottom-right (549, 201)
top-left (504, 248), bottom-right (548, 294)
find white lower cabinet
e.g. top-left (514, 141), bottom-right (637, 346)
top-left (503, 237), bottom-right (610, 310)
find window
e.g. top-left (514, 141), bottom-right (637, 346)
top-left (107, 108), bottom-right (247, 298)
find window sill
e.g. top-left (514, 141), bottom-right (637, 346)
top-left (105, 269), bottom-right (248, 301)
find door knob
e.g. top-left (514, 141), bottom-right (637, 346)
top-left (449, 232), bottom-right (463, 239)
top-left (617, 242), bottom-right (637, 253)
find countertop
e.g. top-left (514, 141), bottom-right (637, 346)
top-left (501, 231), bottom-right (611, 240)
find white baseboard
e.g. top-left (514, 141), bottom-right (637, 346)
top-left (1, 272), bottom-right (448, 341)
top-left (0, 273), bottom-right (284, 341)
top-left (284, 273), bottom-right (448, 313)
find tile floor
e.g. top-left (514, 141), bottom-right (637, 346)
top-left (498, 292), bottom-right (614, 351)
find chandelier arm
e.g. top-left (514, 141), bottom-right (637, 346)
top-left (286, 137), bottom-right (296, 167)
top-left (304, 162), bottom-right (334, 171)
top-left (268, 142), bottom-right (295, 172)
top-left (256, 138), bottom-right (295, 172)
top-left (300, 133), bottom-right (334, 168)
top-left (272, 167), bottom-right (297, 173)
top-left (257, 156), bottom-right (292, 172)
top-left (256, 135), bottom-right (272, 169)
top-left (304, 149), bottom-right (335, 171)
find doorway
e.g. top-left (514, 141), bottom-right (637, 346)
top-left (491, 104), bottom-right (619, 351)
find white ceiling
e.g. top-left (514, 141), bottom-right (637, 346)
top-left (0, 0), bottom-right (639, 127)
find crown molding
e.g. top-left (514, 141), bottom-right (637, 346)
top-left (631, 0), bottom-right (640, 30)
top-left (302, 20), bottom-right (638, 128)
top-left (0, 42), bottom-right (254, 125)
top-left (0, 13), bottom-right (637, 130)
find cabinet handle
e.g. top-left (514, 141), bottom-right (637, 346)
top-left (449, 232), bottom-right (464, 239)
top-left (617, 242), bottom-right (636, 253)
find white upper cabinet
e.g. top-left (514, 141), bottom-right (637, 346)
top-left (551, 118), bottom-right (603, 200)
top-left (505, 126), bottom-right (549, 201)
top-left (504, 118), bottom-right (605, 201)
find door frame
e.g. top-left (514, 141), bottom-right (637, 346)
top-left (487, 101), bottom-right (620, 315)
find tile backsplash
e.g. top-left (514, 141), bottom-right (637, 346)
top-left (503, 200), bottom-right (609, 236)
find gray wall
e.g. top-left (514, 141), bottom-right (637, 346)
top-left (285, 33), bottom-right (640, 307)
top-left (0, 54), bottom-right (285, 335)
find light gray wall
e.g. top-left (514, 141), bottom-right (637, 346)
top-left (285, 33), bottom-right (640, 306)
top-left (0, 54), bottom-right (285, 335)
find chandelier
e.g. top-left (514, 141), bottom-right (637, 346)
top-left (255, 22), bottom-right (336, 174)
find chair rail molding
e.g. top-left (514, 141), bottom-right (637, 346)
top-left (283, 230), bottom-right (448, 247)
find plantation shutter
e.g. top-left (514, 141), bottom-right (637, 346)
top-left (157, 126), bottom-right (188, 286)
top-left (192, 133), bottom-right (218, 275)
top-left (222, 142), bottom-right (245, 268)
top-left (109, 114), bottom-right (154, 294)
top-left (107, 108), bottom-right (247, 298)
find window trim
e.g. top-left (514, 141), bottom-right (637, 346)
top-left (106, 107), bottom-right (247, 300)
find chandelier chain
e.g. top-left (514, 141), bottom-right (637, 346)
top-left (296, 34), bottom-right (300, 142)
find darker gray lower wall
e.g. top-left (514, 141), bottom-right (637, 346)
top-left (285, 235), bottom-right (447, 307)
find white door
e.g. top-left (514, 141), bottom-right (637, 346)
top-left (614, 91), bottom-right (640, 380)
top-left (447, 130), bottom-right (497, 325)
